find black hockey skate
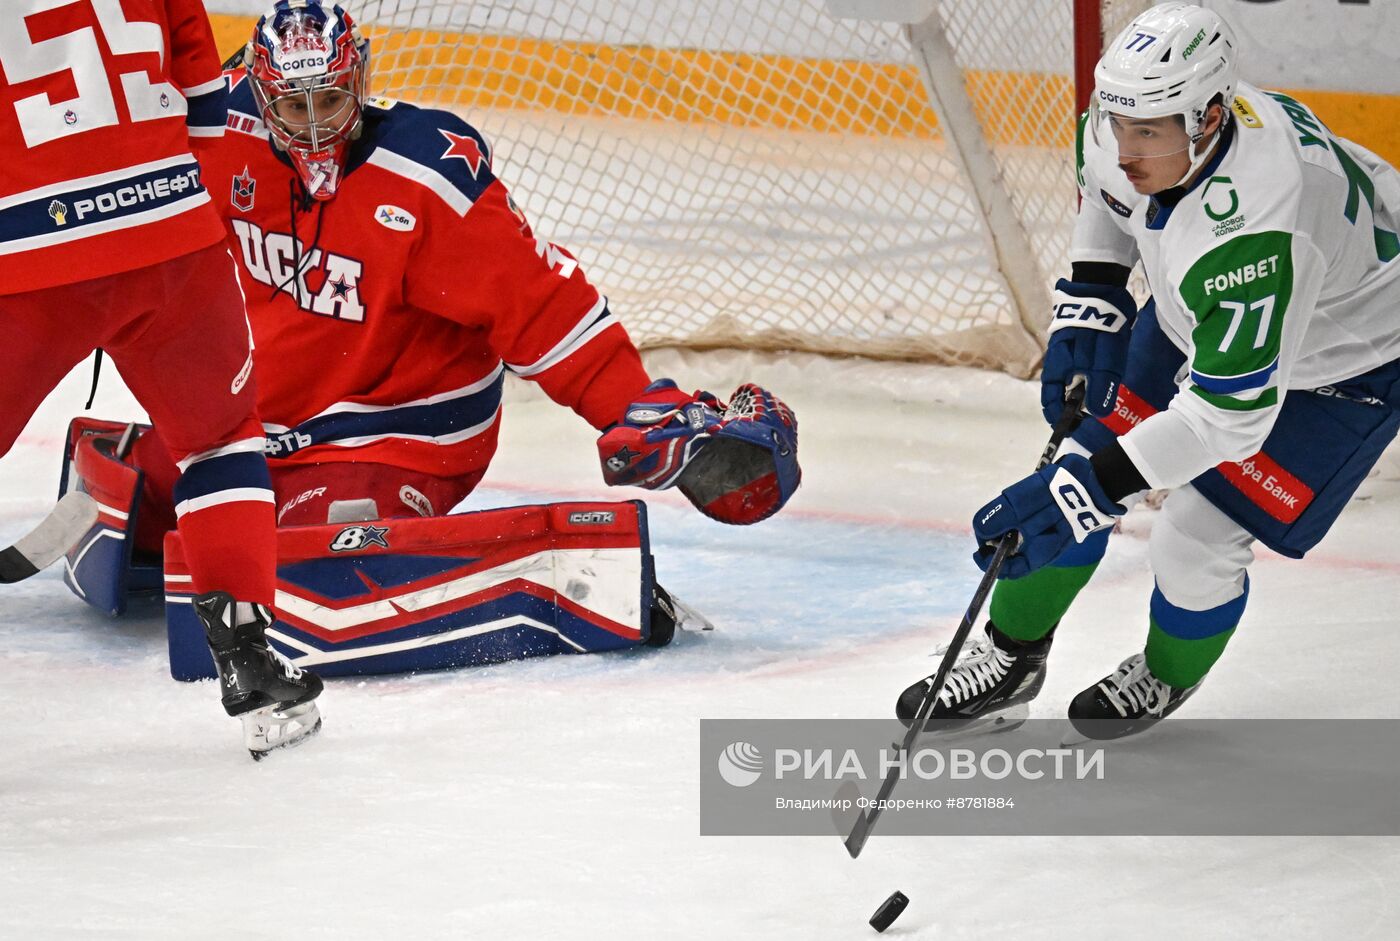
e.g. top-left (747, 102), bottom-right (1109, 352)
top-left (1065, 652), bottom-right (1200, 742)
top-left (895, 622), bottom-right (1054, 737)
top-left (193, 591), bottom-right (324, 759)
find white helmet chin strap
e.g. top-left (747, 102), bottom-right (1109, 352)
top-left (1168, 125), bottom-right (1222, 190)
top-left (1160, 99), bottom-right (1230, 191)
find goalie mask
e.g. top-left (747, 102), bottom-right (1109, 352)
top-left (1089, 2), bottom-right (1237, 188)
top-left (247, 0), bottom-right (369, 200)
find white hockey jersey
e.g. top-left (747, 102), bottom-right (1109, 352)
top-left (1072, 81), bottom-right (1400, 490)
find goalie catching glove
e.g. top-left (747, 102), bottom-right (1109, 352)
top-left (597, 379), bottom-right (800, 525)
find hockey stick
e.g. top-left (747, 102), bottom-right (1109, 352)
top-left (842, 382), bottom-right (1086, 858)
top-left (0, 491), bottom-right (100, 584)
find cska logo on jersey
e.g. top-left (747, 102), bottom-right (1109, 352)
top-left (231, 168), bottom-right (256, 212)
top-left (230, 219), bottom-right (366, 322)
top-left (439, 129), bottom-right (489, 178)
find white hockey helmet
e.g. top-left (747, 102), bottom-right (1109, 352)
top-left (1090, 3), bottom-right (1238, 166)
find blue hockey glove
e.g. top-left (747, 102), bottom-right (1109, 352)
top-left (597, 380), bottom-right (800, 525)
top-left (971, 453), bottom-right (1123, 579)
top-left (1042, 278), bottom-right (1138, 423)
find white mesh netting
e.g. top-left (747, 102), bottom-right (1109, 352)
top-left (278, 1), bottom-right (1154, 375)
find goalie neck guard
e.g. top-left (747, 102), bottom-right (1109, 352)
top-left (246, 0), bottom-right (370, 200)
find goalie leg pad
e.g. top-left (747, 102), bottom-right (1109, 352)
top-left (57, 418), bottom-right (162, 616)
top-left (163, 501), bottom-right (669, 680)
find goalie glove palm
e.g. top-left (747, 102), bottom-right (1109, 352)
top-left (598, 379), bottom-right (800, 525)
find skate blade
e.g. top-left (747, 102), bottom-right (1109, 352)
top-left (1058, 718), bottom-right (1169, 748)
top-left (896, 703), bottom-right (1030, 749)
top-left (1059, 721), bottom-right (1089, 748)
top-left (672, 593), bottom-right (715, 633)
top-left (243, 700), bottom-right (323, 761)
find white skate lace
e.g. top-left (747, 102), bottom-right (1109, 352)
top-left (269, 645), bottom-right (305, 681)
top-left (928, 635), bottom-right (1016, 707)
top-left (251, 605), bottom-right (306, 681)
top-left (1099, 654), bottom-right (1171, 717)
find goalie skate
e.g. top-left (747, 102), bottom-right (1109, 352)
top-left (648, 583), bottom-right (715, 648)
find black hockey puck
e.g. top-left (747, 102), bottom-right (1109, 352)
top-left (869, 890), bottom-right (909, 932)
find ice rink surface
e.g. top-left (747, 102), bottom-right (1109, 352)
top-left (2, 349), bottom-right (1398, 939)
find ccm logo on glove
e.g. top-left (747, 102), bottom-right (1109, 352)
top-left (1040, 279), bottom-right (1139, 422)
top-left (1051, 299), bottom-right (1128, 333)
top-left (1048, 467), bottom-right (1114, 542)
top-left (970, 454), bottom-right (1122, 578)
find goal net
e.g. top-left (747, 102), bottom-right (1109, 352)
top-left (234, 0), bottom-right (1153, 376)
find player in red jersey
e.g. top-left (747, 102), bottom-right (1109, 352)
top-left (121, 0), bottom-right (799, 536)
top-left (61, 1), bottom-right (798, 669)
top-left (0, 0), bottom-right (321, 757)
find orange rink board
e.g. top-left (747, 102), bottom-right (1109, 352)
top-left (209, 13), bottom-right (1399, 167)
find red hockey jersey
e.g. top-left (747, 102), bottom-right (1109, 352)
top-left (0, 0), bottom-right (228, 295)
top-left (200, 76), bottom-right (652, 480)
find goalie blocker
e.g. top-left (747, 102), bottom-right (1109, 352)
top-left (59, 419), bottom-right (693, 679)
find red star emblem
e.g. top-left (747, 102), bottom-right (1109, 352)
top-left (439, 129), bottom-right (488, 178)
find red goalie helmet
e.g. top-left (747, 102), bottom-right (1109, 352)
top-left (246, 0), bottom-right (370, 200)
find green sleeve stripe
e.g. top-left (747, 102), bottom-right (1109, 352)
top-left (1189, 385), bottom-right (1279, 412)
top-left (1075, 110), bottom-right (1089, 189)
top-left (1330, 139), bottom-right (1376, 225)
top-left (1376, 227), bottom-right (1400, 263)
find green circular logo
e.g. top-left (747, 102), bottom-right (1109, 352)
top-left (1203, 175), bottom-right (1240, 222)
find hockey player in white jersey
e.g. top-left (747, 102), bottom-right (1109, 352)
top-left (897, 2), bottom-right (1400, 740)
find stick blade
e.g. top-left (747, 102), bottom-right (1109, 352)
top-left (1, 492), bottom-right (99, 582)
top-left (830, 780), bottom-right (869, 857)
top-left (832, 780), bottom-right (878, 858)
top-left (0, 546), bottom-right (39, 584)
top-left (844, 811), bottom-right (874, 858)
